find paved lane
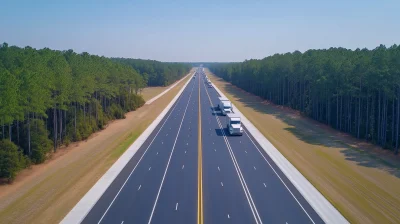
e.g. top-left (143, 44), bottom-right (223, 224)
top-left (79, 67), bottom-right (328, 224)
top-left (148, 70), bottom-right (199, 224)
top-left (201, 75), bottom-right (256, 224)
top-left (82, 71), bottom-right (198, 224)
top-left (200, 71), bottom-right (325, 224)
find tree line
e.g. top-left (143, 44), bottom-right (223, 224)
top-left (0, 43), bottom-right (183, 181)
top-left (209, 44), bottom-right (400, 154)
top-left (112, 58), bottom-right (191, 86)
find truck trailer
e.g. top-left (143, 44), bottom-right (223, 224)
top-left (218, 97), bottom-right (233, 115)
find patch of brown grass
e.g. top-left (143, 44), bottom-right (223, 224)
top-left (0, 75), bottom-right (191, 224)
top-left (207, 69), bottom-right (400, 224)
top-left (141, 86), bottom-right (169, 102)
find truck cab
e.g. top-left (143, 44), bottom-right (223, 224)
top-left (207, 80), bottom-right (212, 88)
top-left (226, 114), bottom-right (243, 135)
top-left (218, 97), bottom-right (233, 115)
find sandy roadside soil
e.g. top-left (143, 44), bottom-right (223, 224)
top-left (140, 86), bottom-right (170, 102)
top-left (0, 76), bottom-right (190, 224)
top-left (207, 70), bottom-right (400, 224)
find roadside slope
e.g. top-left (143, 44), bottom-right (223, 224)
top-left (207, 70), bottom-right (400, 224)
top-left (0, 75), bottom-right (191, 224)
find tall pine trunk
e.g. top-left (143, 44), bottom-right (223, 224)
top-left (74, 102), bottom-right (77, 138)
top-left (392, 97), bottom-right (395, 147)
top-left (357, 79), bottom-right (361, 138)
top-left (53, 107), bottom-right (57, 152)
top-left (366, 94), bottom-right (369, 140)
top-left (9, 123), bottom-right (12, 141)
top-left (59, 108), bottom-right (62, 144)
top-left (27, 114), bottom-right (31, 156)
top-left (396, 87), bottom-right (400, 154)
top-left (17, 120), bottom-right (19, 145)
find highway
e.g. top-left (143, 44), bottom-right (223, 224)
top-left (81, 68), bottom-right (325, 224)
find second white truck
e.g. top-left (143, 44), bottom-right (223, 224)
top-left (218, 97), bottom-right (233, 115)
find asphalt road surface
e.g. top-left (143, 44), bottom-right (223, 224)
top-left (82, 68), bottom-right (325, 224)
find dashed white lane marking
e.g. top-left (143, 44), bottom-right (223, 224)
top-left (149, 167), bottom-right (151, 171)
top-left (162, 142), bottom-right (163, 144)
top-left (263, 183), bottom-right (267, 188)
top-left (217, 166), bottom-right (220, 171)
top-left (221, 182), bottom-right (224, 187)
top-left (121, 221), bottom-right (124, 224)
top-left (187, 143), bottom-right (188, 145)
top-left (214, 149), bottom-right (216, 152)
top-left (253, 166), bottom-right (257, 170)
top-left (228, 214), bottom-right (230, 219)
top-left (243, 130), bottom-right (316, 223)
top-left (138, 185), bottom-right (141, 191)
top-left (166, 134), bottom-right (168, 136)
top-left (148, 80), bottom-right (196, 224)
top-left (156, 152), bottom-right (158, 155)
top-left (176, 203), bottom-right (179, 211)
top-left (245, 151), bottom-right (248, 154)
top-left (182, 165), bottom-right (185, 169)
top-left (240, 141), bottom-right (241, 143)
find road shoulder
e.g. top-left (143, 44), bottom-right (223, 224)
top-left (0, 75), bottom-right (192, 224)
top-left (207, 69), bottom-right (400, 224)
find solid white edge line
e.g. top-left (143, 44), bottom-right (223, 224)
top-left (211, 79), bottom-right (349, 224)
top-left (202, 80), bottom-right (262, 224)
top-left (96, 75), bottom-right (194, 224)
top-left (60, 72), bottom-right (194, 224)
top-left (244, 130), bottom-right (315, 224)
top-left (145, 72), bottom-right (191, 105)
top-left (147, 75), bottom-right (196, 224)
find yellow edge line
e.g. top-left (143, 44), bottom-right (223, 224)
top-left (198, 73), bottom-right (204, 224)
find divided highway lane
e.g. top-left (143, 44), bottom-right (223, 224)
top-left (82, 73), bottom-right (199, 224)
top-left (201, 77), bottom-right (257, 223)
top-left (77, 68), bottom-right (327, 224)
top-left (201, 75), bottom-right (325, 224)
top-left (149, 72), bottom-right (199, 223)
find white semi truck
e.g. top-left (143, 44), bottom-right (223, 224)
top-left (218, 97), bottom-right (233, 115)
top-left (226, 113), bottom-right (243, 135)
top-left (207, 80), bottom-right (212, 88)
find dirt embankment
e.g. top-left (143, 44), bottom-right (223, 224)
top-left (0, 75), bottom-right (191, 224)
top-left (207, 70), bottom-right (400, 224)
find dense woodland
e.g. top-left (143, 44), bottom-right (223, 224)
top-left (0, 43), bottom-right (185, 181)
top-left (112, 58), bottom-right (191, 86)
top-left (210, 44), bottom-right (400, 154)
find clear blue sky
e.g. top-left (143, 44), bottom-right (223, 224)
top-left (1, 0), bottom-right (399, 62)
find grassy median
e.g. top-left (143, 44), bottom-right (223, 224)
top-left (207, 69), bottom-right (400, 224)
top-left (0, 75), bottom-right (191, 224)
